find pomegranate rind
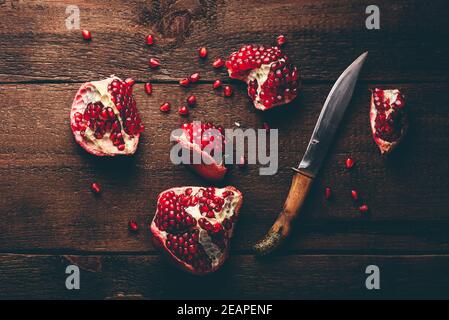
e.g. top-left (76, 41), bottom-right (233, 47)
top-left (369, 89), bottom-right (408, 155)
top-left (172, 128), bottom-right (228, 181)
top-left (150, 186), bottom-right (243, 275)
top-left (70, 76), bottom-right (141, 156)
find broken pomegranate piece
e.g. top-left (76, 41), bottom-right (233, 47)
top-left (151, 186), bottom-right (243, 275)
top-left (370, 88), bottom-right (408, 154)
top-left (70, 76), bottom-right (144, 156)
top-left (225, 44), bottom-right (299, 110)
top-left (173, 121), bottom-right (228, 181)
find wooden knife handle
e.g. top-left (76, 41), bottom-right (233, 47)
top-left (253, 171), bottom-right (314, 256)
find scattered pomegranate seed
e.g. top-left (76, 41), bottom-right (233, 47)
top-left (187, 95), bottom-right (197, 106)
top-left (179, 78), bottom-right (190, 87)
top-left (189, 73), bottom-right (200, 83)
top-left (238, 155), bottom-right (247, 169)
top-left (82, 30), bottom-right (92, 41)
top-left (125, 78), bottom-right (136, 86)
top-left (149, 58), bottom-right (160, 68)
top-left (345, 157), bottom-right (355, 169)
top-left (359, 204), bottom-right (369, 213)
top-left (199, 47), bottom-right (208, 58)
top-left (276, 34), bottom-right (286, 46)
top-left (213, 80), bottom-right (222, 89)
top-left (144, 82), bottom-right (152, 95)
top-left (128, 220), bottom-right (139, 232)
top-left (91, 182), bottom-right (101, 194)
top-left (224, 85), bottom-right (233, 97)
top-left (212, 58), bottom-right (225, 69)
top-left (262, 122), bottom-right (270, 130)
top-left (351, 190), bottom-right (359, 201)
top-left (324, 187), bottom-right (331, 200)
top-left (178, 106), bottom-right (189, 116)
top-left (146, 34), bottom-right (154, 45)
top-left (160, 102), bottom-right (171, 113)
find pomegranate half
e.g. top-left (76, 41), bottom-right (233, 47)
top-left (172, 122), bottom-right (227, 181)
top-left (225, 44), bottom-right (299, 110)
top-left (370, 88), bottom-right (408, 154)
top-left (151, 186), bottom-right (243, 275)
top-left (70, 76), bottom-right (144, 156)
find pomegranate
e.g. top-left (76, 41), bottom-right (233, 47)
top-left (82, 30), bottom-right (91, 41)
top-left (199, 47), bottom-right (208, 59)
top-left (151, 186), bottom-right (243, 274)
top-left (178, 106), bottom-right (189, 116)
top-left (160, 102), bottom-right (171, 113)
top-left (91, 182), bottom-right (101, 194)
top-left (189, 73), bottom-right (200, 83)
top-left (128, 220), bottom-right (139, 232)
top-left (213, 80), bottom-right (222, 89)
top-left (359, 204), bottom-right (369, 213)
top-left (345, 157), bottom-right (355, 169)
top-left (225, 44), bottom-right (299, 110)
top-left (149, 58), bottom-right (160, 68)
top-left (324, 187), bottom-right (331, 200)
top-left (146, 34), bottom-right (154, 45)
top-left (172, 122), bottom-right (227, 181)
top-left (70, 76), bottom-right (144, 156)
top-left (370, 88), bottom-right (408, 154)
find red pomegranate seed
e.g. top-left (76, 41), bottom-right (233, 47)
top-left (224, 85), bottom-right (232, 97)
top-left (213, 80), bottom-right (222, 89)
top-left (199, 47), bottom-right (208, 58)
top-left (324, 187), bottom-right (331, 200)
top-left (179, 78), bottom-right (190, 87)
top-left (149, 58), bottom-right (160, 68)
top-left (359, 204), bottom-right (369, 213)
top-left (128, 220), bottom-right (139, 232)
top-left (146, 34), bottom-right (154, 45)
top-left (276, 34), bottom-right (286, 46)
top-left (345, 157), bottom-right (355, 169)
top-left (160, 102), bottom-right (171, 113)
top-left (82, 30), bottom-right (92, 41)
top-left (178, 106), bottom-right (189, 116)
top-left (187, 95), bottom-right (197, 106)
top-left (351, 190), bottom-right (359, 201)
top-left (125, 78), bottom-right (136, 87)
top-left (91, 182), bottom-right (101, 194)
top-left (189, 73), bottom-right (200, 83)
top-left (144, 82), bottom-right (152, 95)
top-left (212, 58), bottom-right (225, 69)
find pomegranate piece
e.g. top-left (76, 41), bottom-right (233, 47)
top-left (276, 35), bottom-right (286, 46)
top-left (370, 88), bottom-right (408, 154)
top-left (172, 122), bottom-right (228, 181)
top-left (223, 85), bottom-right (233, 97)
top-left (82, 30), bottom-right (92, 41)
top-left (151, 186), bottom-right (243, 274)
top-left (351, 190), bottom-right (359, 201)
top-left (70, 76), bottom-right (144, 156)
top-left (212, 58), bottom-right (225, 69)
top-left (179, 78), bottom-right (190, 87)
top-left (160, 102), bottom-right (171, 113)
top-left (359, 204), bottom-right (369, 213)
top-left (199, 47), bottom-right (208, 59)
top-left (226, 44), bottom-right (299, 110)
top-left (213, 80), bottom-right (222, 89)
top-left (146, 34), bottom-right (154, 45)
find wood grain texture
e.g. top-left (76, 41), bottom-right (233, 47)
top-left (0, 82), bottom-right (448, 253)
top-left (0, 0), bottom-right (448, 82)
top-left (1, 253), bottom-right (449, 299)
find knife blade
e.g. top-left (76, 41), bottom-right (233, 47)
top-left (297, 51), bottom-right (368, 177)
top-left (254, 52), bottom-right (368, 256)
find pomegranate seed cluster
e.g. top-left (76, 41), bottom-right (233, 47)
top-left (372, 88), bottom-right (406, 142)
top-left (181, 122), bottom-right (226, 152)
top-left (153, 187), bottom-right (237, 273)
top-left (226, 44), bottom-right (299, 110)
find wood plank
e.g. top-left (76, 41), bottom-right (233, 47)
top-left (0, 0), bottom-right (448, 82)
top-left (0, 82), bottom-right (448, 252)
top-left (1, 253), bottom-right (448, 299)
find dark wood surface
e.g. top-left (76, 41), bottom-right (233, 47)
top-left (1, 0), bottom-right (449, 299)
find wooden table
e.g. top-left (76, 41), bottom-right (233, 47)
top-left (1, 0), bottom-right (449, 299)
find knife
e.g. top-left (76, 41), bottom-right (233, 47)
top-left (253, 52), bottom-right (368, 255)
